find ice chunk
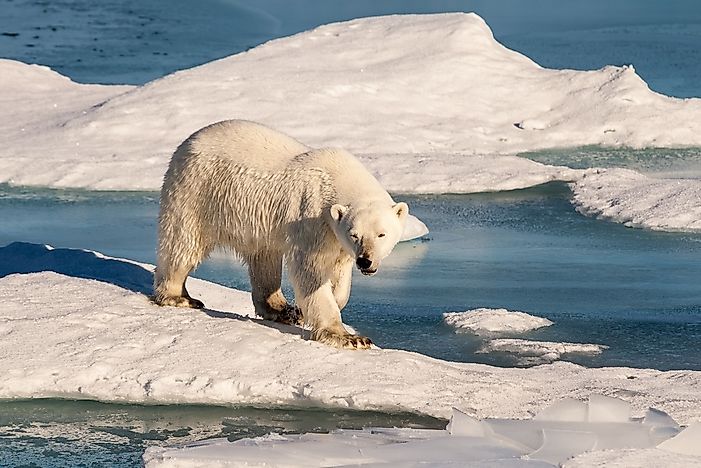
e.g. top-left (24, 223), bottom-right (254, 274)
top-left (588, 394), bottom-right (631, 423)
top-left (527, 429), bottom-right (597, 465)
top-left (400, 214), bottom-right (429, 241)
top-left (644, 408), bottom-right (680, 429)
top-left (644, 408), bottom-right (681, 444)
top-left (443, 309), bottom-right (553, 335)
top-left (478, 339), bottom-right (608, 365)
top-left (657, 423), bottom-right (701, 456)
top-left (447, 408), bottom-right (493, 437)
top-left (534, 398), bottom-right (588, 422)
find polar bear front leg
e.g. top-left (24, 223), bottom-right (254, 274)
top-left (331, 257), bottom-right (354, 310)
top-left (288, 253), bottom-right (372, 350)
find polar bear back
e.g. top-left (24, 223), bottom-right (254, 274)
top-left (184, 120), bottom-right (310, 171)
top-left (160, 120), bottom-right (395, 254)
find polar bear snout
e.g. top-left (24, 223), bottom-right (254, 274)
top-left (356, 256), bottom-right (372, 270)
top-left (356, 256), bottom-right (378, 276)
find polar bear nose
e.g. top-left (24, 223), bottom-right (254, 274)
top-left (356, 257), bottom-right (372, 270)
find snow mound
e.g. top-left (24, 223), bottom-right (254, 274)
top-left (571, 168), bottom-right (701, 231)
top-left (479, 339), bottom-right (608, 365)
top-left (443, 308), bottom-right (553, 335)
top-left (2, 13), bottom-right (701, 192)
top-left (143, 397), bottom-right (698, 468)
top-left (2, 243), bottom-right (701, 425)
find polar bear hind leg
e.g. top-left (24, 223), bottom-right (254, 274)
top-left (153, 214), bottom-right (209, 309)
top-left (153, 260), bottom-right (205, 309)
top-left (246, 250), bottom-right (303, 325)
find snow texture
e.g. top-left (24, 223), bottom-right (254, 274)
top-left (571, 168), bottom-right (701, 231)
top-left (1, 14), bottom-right (700, 232)
top-left (1, 242), bottom-right (701, 428)
top-left (143, 397), bottom-right (700, 467)
top-left (443, 308), bottom-right (553, 335)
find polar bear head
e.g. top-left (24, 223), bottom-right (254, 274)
top-left (329, 201), bottom-right (409, 276)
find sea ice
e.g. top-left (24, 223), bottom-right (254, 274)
top-left (478, 339), bottom-right (608, 365)
top-left (400, 214), bottom-right (429, 241)
top-left (443, 308), bottom-right (553, 335)
top-left (1, 242), bottom-right (700, 426)
top-left (142, 398), bottom-right (698, 467)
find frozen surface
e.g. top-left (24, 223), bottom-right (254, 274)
top-left (443, 308), bottom-right (553, 335)
top-left (143, 400), bottom-right (699, 468)
top-left (400, 214), bottom-right (429, 241)
top-left (478, 339), bottom-right (608, 365)
top-left (571, 168), bottom-right (701, 231)
top-left (1, 242), bottom-right (701, 426)
top-left (1, 14), bottom-right (700, 232)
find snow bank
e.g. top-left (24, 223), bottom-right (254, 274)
top-left (571, 168), bottom-right (701, 231)
top-left (143, 396), bottom-right (700, 467)
top-left (1, 242), bottom-right (701, 426)
top-left (443, 308), bottom-right (553, 335)
top-left (2, 13), bottom-right (701, 193)
top-left (478, 339), bottom-right (608, 366)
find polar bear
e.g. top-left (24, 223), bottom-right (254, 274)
top-left (153, 120), bottom-right (408, 349)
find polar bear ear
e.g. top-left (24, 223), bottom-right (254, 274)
top-left (330, 204), bottom-right (349, 222)
top-left (393, 202), bottom-right (409, 220)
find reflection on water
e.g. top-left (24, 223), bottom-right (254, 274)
top-left (0, 399), bottom-right (443, 467)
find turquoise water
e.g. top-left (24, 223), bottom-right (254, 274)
top-left (2, 182), bottom-right (700, 371)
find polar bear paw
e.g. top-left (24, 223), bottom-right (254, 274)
top-left (274, 304), bottom-right (304, 326)
top-left (153, 295), bottom-right (205, 309)
top-left (313, 329), bottom-right (373, 350)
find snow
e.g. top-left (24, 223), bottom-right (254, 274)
top-left (1, 242), bottom-right (701, 429)
top-left (443, 308), bottom-right (553, 335)
top-left (478, 339), bottom-right (608, 366)
top-left (571, 168), bottom-right (701, 231)
top-left (142, 398), bottom-right (701, 467)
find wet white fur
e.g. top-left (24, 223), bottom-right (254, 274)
top-left (154, 120), bottom-right (408, 348)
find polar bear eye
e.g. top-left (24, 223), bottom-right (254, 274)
top-left (350, 233), bottom-right (359, 240)
top-left (378, 233), bottom-right (386, 238)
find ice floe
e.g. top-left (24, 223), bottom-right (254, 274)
top-left (571, 168), bottom-right (701, 231)
top-left (443, 308), bottom-right (553, 335)
top-left (478, 339), bottom-right (608, 366)
top-left (1, 242), bottom-right (701, 426)
top-left (142, 396), bottom-right (700, 467)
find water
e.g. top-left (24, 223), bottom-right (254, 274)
top-left (2, 182), bottom-right (700, 371)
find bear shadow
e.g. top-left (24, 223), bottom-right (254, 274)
top-left (203, 308), bottom-right (311, 339)
top-left (0, 241), bottom-right (310, 339)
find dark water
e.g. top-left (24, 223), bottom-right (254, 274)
top-left (2, 182), bottom-right (700, 371)
top-left (0, 399), bottom-right (443, 467)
